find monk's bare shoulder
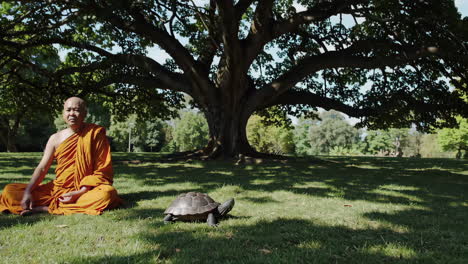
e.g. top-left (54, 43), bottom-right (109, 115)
top-left (51, 128), bottom-right (74, 149)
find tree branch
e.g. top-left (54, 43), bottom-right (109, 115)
top-left (249, 43), bottom-right (455, 110)
top-left (217, 0), bottom-right (242, 61)
top-left (0, 38), bottom-right (114, 57)
top-left (2, 38), bottom-right (191, 93)
top-left (91, 2), bottom-right (200, 77)
top-left (244, 0), bottom-right (370, 64)
top-left (263, 90), bottom-right (369, 118)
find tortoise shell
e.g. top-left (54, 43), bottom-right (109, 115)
top-left (164, 192), bottom-right (220, 219)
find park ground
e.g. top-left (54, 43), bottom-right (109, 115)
top-left (0, 153), bottom-right (467, 263)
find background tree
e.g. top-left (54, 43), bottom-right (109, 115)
top-left (307, 110), bottom-right (361, 155)
top-left (172, 111), bottom-right (209, 152)
top-left (437, 117), bottom-right (468, 158)
top-left (293, 117), bottom-right (314, 156)
top-left (362, 128), bottom-right (409, 156)
top-left (160, 124), bottom-right (177, 153)
top-left (404, 130), bottom-right (423, 157)
top-left (246, 115), bottom-right (295, 155)
top-left (1, 0), bottom-right (468, 158)
top-left (0, 45), bottom-right (61, 151)
top-left (16, 113), bottom-right (55, 151)
top-left (107, 114), bottom-right (167, 152)
top-left (108, 115), bottom-right (136, 152)
top-left (419, 134), bottom-right (452, 158)
top-left (144, 119), bottom-right (166, 152)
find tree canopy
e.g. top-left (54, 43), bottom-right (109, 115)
top-left (1, 0), bottom-right (468, 157)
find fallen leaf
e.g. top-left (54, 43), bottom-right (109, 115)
top-left (55, 225), bottom-right (69, 228)
top-left (259, 248), bottom-right (272, 254)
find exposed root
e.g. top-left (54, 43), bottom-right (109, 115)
top-left (156, 147), bottom-right (296, 164)
top-left (235, 152), bottom-right (295, 165)
top-left (158, 149), bottom-right (206, 162)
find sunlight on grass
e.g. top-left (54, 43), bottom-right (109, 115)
top-left (366, 243), bottom-right (417, 259)
top-left (1, 153), bottom-right (467, 263)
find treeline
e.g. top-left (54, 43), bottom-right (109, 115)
top-left (249, 110), bottom-right (467, 159)
top-left (1, 106), bottom-right (466, 159)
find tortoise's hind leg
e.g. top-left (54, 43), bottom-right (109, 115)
top-left (164, 214), bottom-right (174, 224)
top-left (207, 213), bottom-right (218, 227)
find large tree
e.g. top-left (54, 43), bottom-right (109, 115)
top-left (1, 0), bottom-right (468, 158)
top-left (0, 45), bottom-right (61, 151)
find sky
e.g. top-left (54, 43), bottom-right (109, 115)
top-left (456, 0), bottom-right (468, 15)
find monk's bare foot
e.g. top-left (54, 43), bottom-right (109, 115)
top-left (20, 210), bottom-right (33, 216)
top-left (20, 206), bottom-right (48, 216)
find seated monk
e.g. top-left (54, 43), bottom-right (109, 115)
top-left (0, 97), bottom-right (123, 216)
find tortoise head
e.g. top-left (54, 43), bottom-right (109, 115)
top-left (217, 198), bottom-right (235, 216)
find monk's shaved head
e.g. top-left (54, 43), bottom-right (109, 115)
top-left (64, 97), bottom-right (87, 112)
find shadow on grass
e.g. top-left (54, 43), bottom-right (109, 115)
top-left (1, 153), bottom-right (467, 262)
top-left (64, 215), bottom-right (467, 263)
top-left (113, 156), bottom-right (467, 209)
top-left (0, 213), bottom-right (52, 230)
top-left (241, 196), bottom-right (279, 204)
top-left (82, 154), bottom-right (464, 263)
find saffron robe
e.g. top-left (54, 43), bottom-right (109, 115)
top-left (0, 123), bottom-right (122, 215)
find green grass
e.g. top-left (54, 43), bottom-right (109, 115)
top-left (0, 152), bottom-right (467, 263)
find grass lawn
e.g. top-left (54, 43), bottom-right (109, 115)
top-left (0, 153), bottom-right (467, 263)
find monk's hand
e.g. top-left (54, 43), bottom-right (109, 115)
top-left (59, 187), bottom-right (89, 204)
top-left (21, 191), bottom-right (33, 210)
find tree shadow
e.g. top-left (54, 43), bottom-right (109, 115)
top-left (113, 156), bottom-right (467, 209)
top-left (87, 154), bottom-right (466, 262)
top-left (63, 217), bottom-right (465, 263)
top-left (1, 153), bottom-right (466, 262)
top-left (0, 213), bottom-right (52, 230)
top-left (240, 196), bottom-right (279, 204)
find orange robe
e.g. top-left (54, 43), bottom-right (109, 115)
top-left (0, 123), bottom-right (122, 215)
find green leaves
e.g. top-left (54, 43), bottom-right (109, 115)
top-left (437, 117), bottom-right (468, 158)
top-left (172, 111), bottom-right (209, 152)
top-left (246, 115), bottom-right (295, 155)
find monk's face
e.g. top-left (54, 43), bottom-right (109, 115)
top-left (62, 97), bottom-right (87, 128)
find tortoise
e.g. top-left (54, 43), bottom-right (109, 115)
top-left (163, 192), bottom-right (235, 226)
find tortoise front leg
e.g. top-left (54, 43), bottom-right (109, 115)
top-left (164, 214), bottom-right (174, 224)
top-left (207, 213), bottom-right (217, 227)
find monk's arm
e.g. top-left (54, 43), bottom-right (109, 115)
top-left (21, 135), bottom-right (56, 209)
top-left (79, 127), bottom-right (113, 188)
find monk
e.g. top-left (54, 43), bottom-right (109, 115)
top-left (0, 97), bottom-right (122, 216)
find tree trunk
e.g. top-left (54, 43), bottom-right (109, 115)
top-left (456, 148), bottom-right (462, 159)
top-left (0, 115), bottom-right (22, 152)
top-left (202, 105), bottom-right (256, 159)
top-left (6, 138), bottom-right (18, 152)
top-left (0, 132), bottom-right (18, 152)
